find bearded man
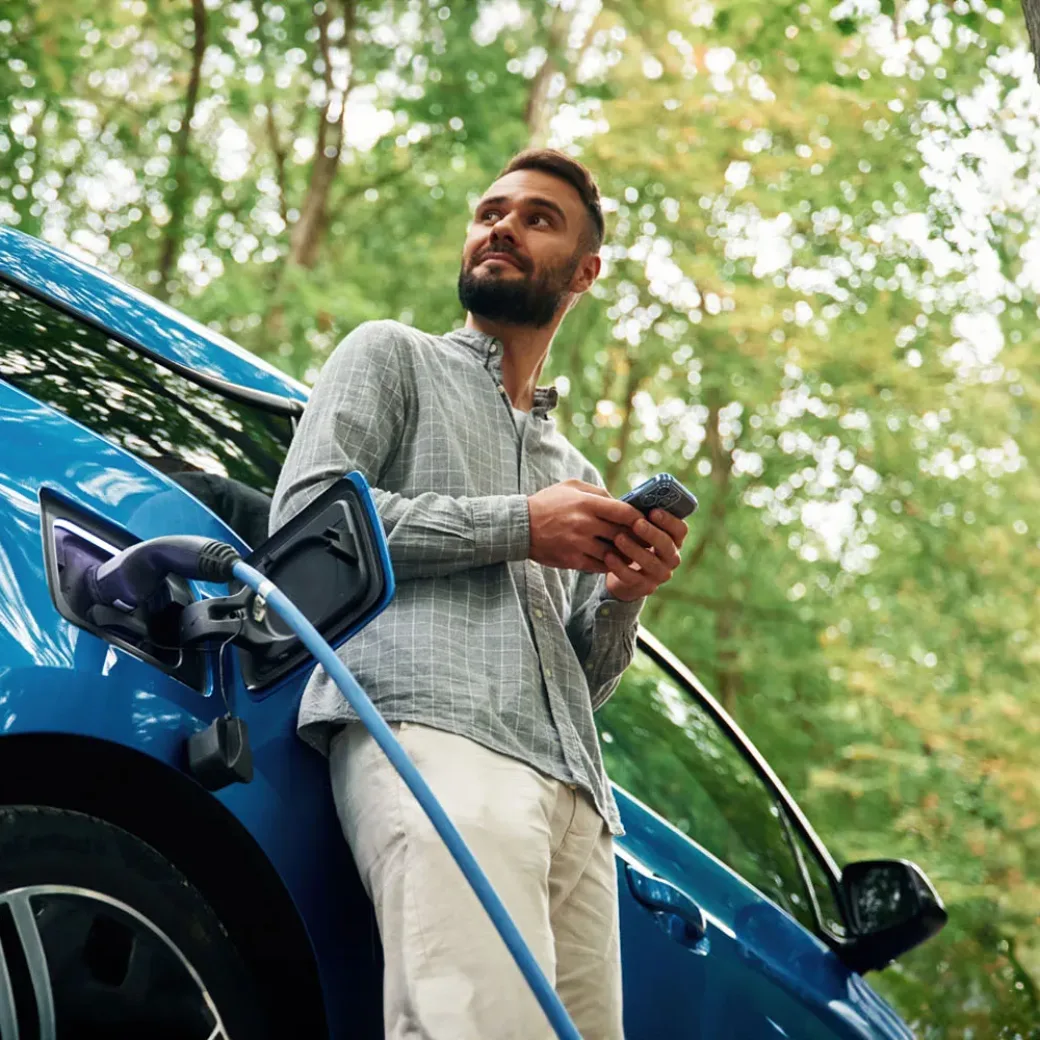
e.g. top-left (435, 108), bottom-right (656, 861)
top-left (271, 149), bottom-right (688, 1040)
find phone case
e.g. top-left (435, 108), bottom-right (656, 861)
top-left (622, 474), bottom-right (699, 519)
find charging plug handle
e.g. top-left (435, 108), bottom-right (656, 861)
top-left (89, 537), bottom-right (241, 608)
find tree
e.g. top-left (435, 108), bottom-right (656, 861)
top-left (1023, 0), bottom-right (1040, 75)
top-left (2, 0), bottom-right (1038, 1032)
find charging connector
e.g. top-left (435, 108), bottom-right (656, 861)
top-left (87, 536), bottom-right (241, 608)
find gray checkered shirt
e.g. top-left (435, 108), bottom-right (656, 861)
top-left (271, 320), bottom-right (643, 834)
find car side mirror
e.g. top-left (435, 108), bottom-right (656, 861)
top-left (181, 473), bottom-right (395, 690)
top-left (837, 859), bottom-right (947, 973)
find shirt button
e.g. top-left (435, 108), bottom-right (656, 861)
top-left (533, 608), bottom-right (543, 619)
top-left (599, 606), bottom-right (611, 618)
top-left (545, 668), bottom-right (553, 679)
top-left (488, 343), bottom-right (497, 354)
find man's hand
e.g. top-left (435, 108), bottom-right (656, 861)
top-left (604, 507), bottom-right (688, 602)
top-left (528, 479), bottom-right (645, 573)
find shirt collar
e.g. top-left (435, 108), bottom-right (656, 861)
top-left (444, 327), bottom-right (559, 418)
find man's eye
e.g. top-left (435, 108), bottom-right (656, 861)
top-left (529, 214), bottom-right (550, 227)
top-left (481, 210), bottom-right (501, 223)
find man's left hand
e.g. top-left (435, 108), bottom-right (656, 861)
top-left (604, 508), bottom-right (688, 602)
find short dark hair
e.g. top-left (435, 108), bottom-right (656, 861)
top-left (498, 148), bottom-right (604, 253)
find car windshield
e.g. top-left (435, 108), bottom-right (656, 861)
top-left (0, 282), bottom-right (295, 545)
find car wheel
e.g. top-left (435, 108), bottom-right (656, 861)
top-left (0, 805), bottom-right (267, 1040)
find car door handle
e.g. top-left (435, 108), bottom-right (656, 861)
top-left (625, 863), bottom-right (707, 948)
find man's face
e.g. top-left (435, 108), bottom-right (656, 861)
top-left (458, 168), bottom-right (597, 328)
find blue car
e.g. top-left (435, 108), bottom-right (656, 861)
top-left (0, 226), bottom-right (945, 1039)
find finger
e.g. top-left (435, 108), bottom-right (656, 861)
top-left (584, 532), bottom-right (648, 564)
top-left (613, 532), bottom-right (670, 581)
top-left (587, 518), bottom-right (633, 545)
top-left (590, 496), bottom-right (645, 527)
top-left (604, 551), bottom-right (653, 596)
top-left (581, 537), bottom-right (612, 563)
top-left (578, 553), bottom-right (609, 573)
top-left (613, 533), bottom-right (672, 584)
top-left (649, 509), bottom-right (689, 548)
top-left (631, 517), bottom-right (681, 569)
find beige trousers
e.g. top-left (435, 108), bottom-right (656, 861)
top-left (330, 721), bottom-right (624, 1040)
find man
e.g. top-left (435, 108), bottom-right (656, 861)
top-left (270, 149), bottom-right (687, 1039)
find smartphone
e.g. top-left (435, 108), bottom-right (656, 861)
top-left (621, 474), bottom-right (699, 519)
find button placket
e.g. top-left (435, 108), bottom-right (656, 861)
top-left (518, 391), bottom-right (590, 796)
top-left (529, 574), bottom-right (583, 784)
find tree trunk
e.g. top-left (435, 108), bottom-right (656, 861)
top-left (288, 0), bottom-right (357, 269)
top-left (715, 600), bottom-right (741, 717)
top-left (155, 0), bottom-right (206, 301)
top-left (524, 54), bottom-right (559, 145)
top-left (680, 393), bottom-right (731, 574)
top-left (603, 358), bottom-right (643, 491)
top-left (265, 103), bottom-right (289, 225)
top-left (523, 3), bottom-right (601, 144)
top-left (1025, 0), bottom-right (1040, 79)
top-left (252, 0), bottom-right (288, 225)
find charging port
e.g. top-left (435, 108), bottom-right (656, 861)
top-left (40, 489), bottom-right (205, 690)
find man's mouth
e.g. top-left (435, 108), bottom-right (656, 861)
top-left (477, 251), bottom-right (525, 272)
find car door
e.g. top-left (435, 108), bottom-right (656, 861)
top-left (599, 640), bottom-right (913, 1040)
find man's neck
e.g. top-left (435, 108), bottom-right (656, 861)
top-left (465, 312), bottom-right (561, 412)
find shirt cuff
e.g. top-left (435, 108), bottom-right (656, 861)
top-left (596, 589), bottom-right (645, 625)
top-left (471, 493), bottom-right (531, 564)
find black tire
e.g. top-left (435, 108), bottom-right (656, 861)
top-left (0, 805), bottom-right (267, 1040)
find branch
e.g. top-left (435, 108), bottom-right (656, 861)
top-left (155, 0), bottom-right (207, 300)
top-left (314, 0), bottom-right (335, 164)
top-left (265, 102), bottom-right (289, 224)
top-left (328, 131), bottom-right (440, 212)
top-left (288, 0), bottom-right (358, 269)
top-left (679, 396), bottom-right (731, 573)
top-left (252, 0), bottom-right (289, 224)
top-left (603, 358), bottom-right (644, 491)
top-left (524, 4), bottom-right (572, 144)
top-left (714, 600), bottom-right (740, 715)
top-left (1024, 0), bottom-right (1040, 83)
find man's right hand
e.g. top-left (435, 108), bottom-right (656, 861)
top-left (527, 479), bottom-right (644, 573)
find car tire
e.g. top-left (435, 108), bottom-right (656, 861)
top-left (0, 805), bottom-right (267, 1040)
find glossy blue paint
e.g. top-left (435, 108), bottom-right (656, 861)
top-left (0, 228), bottom-right (919, 1039)
top-left (0, 376), bottom-right (372, 1033)
top-left (0, 225), bottom-right (307, 404)
top-left (614, 788), bottom-right (913, 1040)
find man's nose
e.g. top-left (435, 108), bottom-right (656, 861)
top-left (489, 214), bottom-right (520, 246)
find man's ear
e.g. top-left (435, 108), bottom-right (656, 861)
top-left (570, 252), bottom-right (601, 295)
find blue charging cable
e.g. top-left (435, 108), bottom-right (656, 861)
top-left (232, 560), bottom-right (584, 1040)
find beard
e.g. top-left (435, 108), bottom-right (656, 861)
top-left (458, 248), bottom-right (581, 328)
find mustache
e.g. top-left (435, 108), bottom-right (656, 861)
top-left (471, 244), bottom-right (531, 273)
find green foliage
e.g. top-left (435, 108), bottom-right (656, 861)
top-left (2, 0), bottom-right (1039, 1032)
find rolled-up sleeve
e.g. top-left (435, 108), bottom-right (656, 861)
top-left (271, 321), bottom-right (530, 580)
top-left (566, 569), bottom-right (644, 711)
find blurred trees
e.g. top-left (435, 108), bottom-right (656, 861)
top-left (1, 0), bottom-right (1038, 1033)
